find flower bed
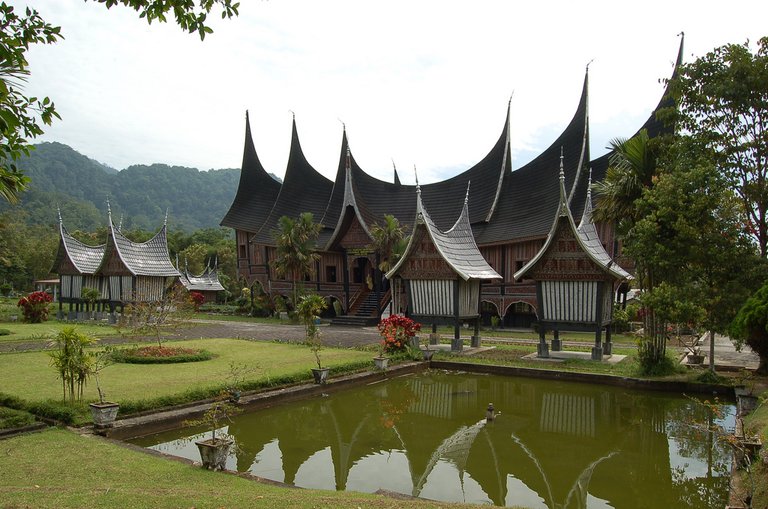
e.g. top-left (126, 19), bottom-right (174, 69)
top-left (111, 346), bottom-right (214, 364)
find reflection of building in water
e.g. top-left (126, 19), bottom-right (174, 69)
top-left (156, 372), bottom-right (727, 508)
top-left (539, 393), bottom-right (595, 438)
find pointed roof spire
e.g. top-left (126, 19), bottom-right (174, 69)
top-left (464, 180), bottom-right (471, 206)
top-left (558, 147), bottom-right (568, 216)
top-left (106, 198), bottom-right (112, 223)
top-left (164, 208), bottom-right (169, 227)
top-left (676, 31), bottom-right (685, 68)
top-left (393, 159), bottom-right (401, 185)
top-left (57, 205), bottom-right (62, 225)
top-left (414, 165), bottom-right (420, 190)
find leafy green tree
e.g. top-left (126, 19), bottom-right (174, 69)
top-left (731, 280), bottom-right (768, 374)
top-left (0, 1), bottom-right (239, 203)
top-left (663, 37), bottom-right (768, 256)
top-left (626, 151), bottom-right (761, 372)
top-left (271, 212), bottom-right (322, 307)
top-left (368, 214), bottom-right (408, 273)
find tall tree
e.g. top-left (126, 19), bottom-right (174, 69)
top-left (625, 148), bottom-right (761, 372)
top-left (0, 1), bottom-right (239, 203)
top-left (271, 212), bottom-right (322, 307)
top-left (664, 37), bottom-right (768, 256)
top-left (368, 214), bottom-right (408, 273)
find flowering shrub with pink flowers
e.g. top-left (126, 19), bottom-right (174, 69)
top-left (17, 291), bottom-right (53, 323)
top-left (377, 315), bottom-right (421, 354)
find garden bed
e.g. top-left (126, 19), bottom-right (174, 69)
top-left (111, 346), bottom-right (214, 364)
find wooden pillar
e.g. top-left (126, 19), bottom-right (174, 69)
top-left (536, 282), bottom-right (549, 357)
top-left (471, 280), bottom-right (482, 348)
top-left (603, 282), bottom-right (614, 355)
top-left (342, 250), bottom-right (350, 313)
top-left (592, 283), bottom-right (604, 360)
top-left (374, 253), bottom-right (381, 317)
top-left (452, 279), bottom-right (462, 352)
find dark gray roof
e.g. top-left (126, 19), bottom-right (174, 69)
top-left (220, 112), bottom-right (282, 232)
top-left (250, 118), bottom-right (334, 244)
top-left (514, 161), bottom-right (631, 282)
top-left (388, 187), bottom-right (501, 281)
top-left (53, 222), bottom-right (106, 275)
top-left (104, 222), bottom-right (179, 277)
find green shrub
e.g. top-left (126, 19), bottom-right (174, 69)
top-left (636, 340), bottom-right (680, 376)
top-left (0, 407), bottom-right (36, 429)
top-left (26, 400), bottom-right (83, 425)
top-left (0, 328), bottom-right (11, 336)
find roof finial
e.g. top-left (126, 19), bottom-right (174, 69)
top-left (414, 165), bottom-right (420, 191)
top-left (464, 181), bottom-right (471, 205)
top-left (289, 109), bottom-right (295, 120)
top-left (508, 90), bottom-right (514, 107)
top-left (586, 59), bottom-right (594, 72)
top-left (392, 159), bottom-right (401, 185)
top-left (106, 198), bottom-right (112, 222)
top-left (164, 208), bottom-right (169, 226)
top-left (559, 146), bottom-right (565, 181)
top-left (338, 118), bottom-right (345, 132)
top-left (57, 205), bottom-right (62, 224)
top-left (587, 167), bottom-right (593, 200)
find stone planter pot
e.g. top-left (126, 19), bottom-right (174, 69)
top-left (422, 349), bottom-right (434, 361)
top-left (409, 336), bottom-right (420, 349)
top-left (687, 353), bottom-right (705, 365)
top-left (195, 437), bottom-right (233, 471)
top-left (738, 394), bottom-right (760, 416)
top-left (311, 367), bottom-right (330, 384)
top-left (89, 402), bottom-right (120, 429)
top-left (373, 356), bottom-right (389, 370)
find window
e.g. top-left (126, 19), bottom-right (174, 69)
top-left (239, 244), bottom-right (246, 259)
top-left (326, 266), bottom-right (337, 283)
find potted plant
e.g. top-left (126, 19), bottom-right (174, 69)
top-left (187, 392), bottom-right (241, 471)
top-left (377, 315), bottom-right (422, 366)
top-left (734, 369), bottom-right (760, 416)
top-left (373, 341), bottom-right (389, 371)
top-left (88, 346), bottom-right (120, 430)
top-left (297, 294), bottom-right (329, 384)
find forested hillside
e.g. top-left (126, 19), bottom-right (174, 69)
top-left (0, 142), bottom-right (246, 231)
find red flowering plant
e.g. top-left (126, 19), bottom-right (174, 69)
top-left (377, 315), bottom-right (421, 355)
top-left (17, 291), bottom-right (53, 323)
top-left (189, 291), bottom-right (205, 312)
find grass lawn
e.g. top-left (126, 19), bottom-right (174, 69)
top-left (0, 428), bottom-right (493, 509)
top-left (0, 338), bottom-right (372, 411)
top-left (0, 321), bottom-right (122, 343)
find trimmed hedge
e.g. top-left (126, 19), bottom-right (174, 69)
top-left (111, 347), bottom-right (214, 364)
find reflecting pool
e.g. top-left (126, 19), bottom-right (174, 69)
top-left (130, 371), bottom-right (735, 508)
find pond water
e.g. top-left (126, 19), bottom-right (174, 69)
top-left (130, 371), bottom-right (735, 508)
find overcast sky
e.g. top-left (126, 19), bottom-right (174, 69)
top-left (15, 0), bottom-right (768, 184)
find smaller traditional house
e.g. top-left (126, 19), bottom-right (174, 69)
top-left (177, 258), bottom-right (225, 303)
top-left (386, 183), bottom-right (501, 351)
top-left (53, 209), bottom-right (179, 316)
top-left (514, 157), bottom-right (632, 360)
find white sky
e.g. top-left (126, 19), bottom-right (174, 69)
top-left (14, 0), bottom-right (768, 184)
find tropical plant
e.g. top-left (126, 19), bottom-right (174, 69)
top-left (271, 212), bottom-right (321, 307)
top-left (81, 287), bottom-right (100, 311)
top-left (368, 214), bottom-right (409, 273)
top-left (663, 36), bottom-right (768, 257)
top-left (296, 293), bottom-right (327, 369)
top-left (88, 346), bottom-right (114, 404)
top-left (48, 327), bottom-right (93, 402)
top-left (119, 284), bottom-right (193, 347)
top-left (377, 315), bottom-right (421, 354)
top-left (185, 391), bottom-right (241, 443)
top-left (731, 281), bottom-right (768, 375)
top-left (16, 290), bottom-right (52, 323)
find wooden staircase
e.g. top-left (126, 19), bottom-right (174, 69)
top-left (331, 289), bottom-right (389, 327)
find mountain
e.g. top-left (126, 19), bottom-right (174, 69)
top-left (0, 142), bottom-right (245, 232)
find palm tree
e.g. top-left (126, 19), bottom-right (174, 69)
top-left (271, 212), bottom-right (322, 307)
top-left (368, 215), bottom-right (408, 273)
top-left (592, 128), bottom-right (655, 233)
top-left (592, 128), bottom-right (667, 364)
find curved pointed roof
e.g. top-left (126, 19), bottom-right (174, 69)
top-left (251, 117), bottom-right (334, 243)
top-left (101, 220), bottom-right (179, 277)
top-left (513, 158), bottom-right (630, 282)
top-left (474, 75), bottom-right (590, 244)
top-left (53, 220), bottom-right (106, 275)
top-left (179, 262), bottom-right (225, 292)
top-left (220, 111), bottom-right (282, 232)
top-left (387, 186), bottom-right (501, 281)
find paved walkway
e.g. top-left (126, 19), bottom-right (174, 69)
top-left (695, 333), bottom-right (760, 371)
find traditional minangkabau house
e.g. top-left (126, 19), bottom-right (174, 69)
top-left (53, 210), bottom-right (180, 317)
top-left (221, 41), bottom-right (682, 332)
top-left (177, 258), bottom-right (225, 303)
top-left (386, 183), bottom-right (501, 350)
top-left (513, 160), bottom-right (632, 360)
